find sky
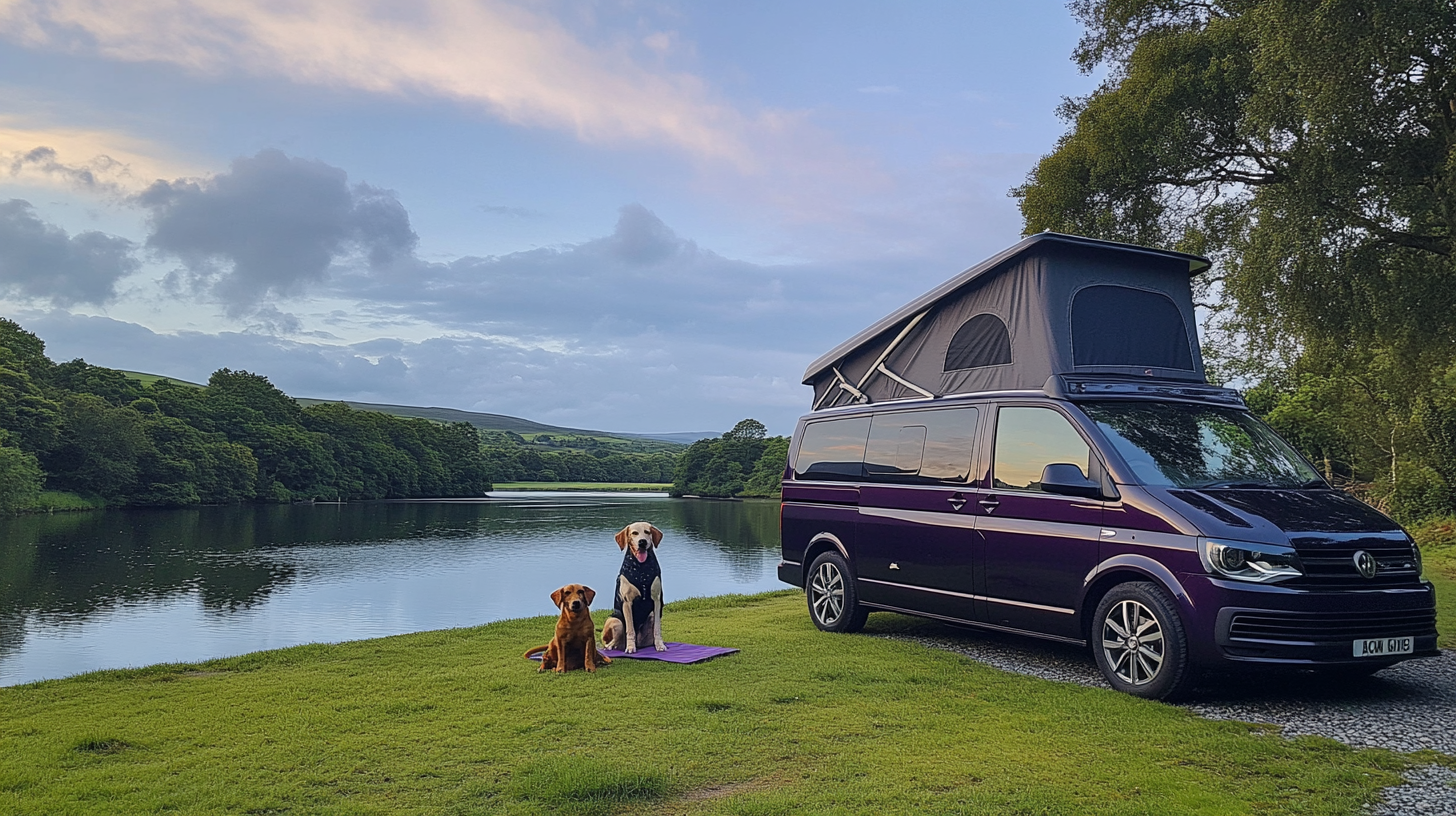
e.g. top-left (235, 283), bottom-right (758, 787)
top-left (0, 0), bottom-right (1101, 436)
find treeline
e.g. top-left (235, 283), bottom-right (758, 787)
top-left (0, 319), bottom-right (490, 510)
top-left (479, 431), bottom-right (677, 483)
top-left (670, 419), bottom-right (788, 498)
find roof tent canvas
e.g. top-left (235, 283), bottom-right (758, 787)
top-left (804, 233), bottom-right (1211, 410)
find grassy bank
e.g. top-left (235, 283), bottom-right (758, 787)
top-left (15, 491), bottom-right (104, 514)
top-left (491, 482), bottom-right (671, 492)
top-left (0, 593), bottom-right (1425, 816)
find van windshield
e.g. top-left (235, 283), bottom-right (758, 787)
top-left (1078, 401), bottom-right (1321, 489)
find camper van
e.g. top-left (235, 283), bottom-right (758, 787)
top-left (778, 233), bottom-right (1437, 700)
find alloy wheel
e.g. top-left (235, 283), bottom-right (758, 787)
top-left (810, 561), bottom-right (846, 625)
top-left (1100, 598), bottom-right (1165, 686)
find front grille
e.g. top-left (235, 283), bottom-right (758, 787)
top-left (1228, 609), bottom-right (1436, 644)
top-left (1288, 538), bottom-right (1421, 588)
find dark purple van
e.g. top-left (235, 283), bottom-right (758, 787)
top-left (778, 233), bottom-right (1437, 700)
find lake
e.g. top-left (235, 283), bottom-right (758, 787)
top-left (0, 493), bottom-right (786, 686)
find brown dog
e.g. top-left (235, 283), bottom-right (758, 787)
top-left (522, 584), bottom-right (610, 673)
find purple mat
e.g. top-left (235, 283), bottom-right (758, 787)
top-left (529, 642), bottom-right (737, 664)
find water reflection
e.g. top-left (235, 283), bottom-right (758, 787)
top-left (0, 494), bottom-right (784, 685)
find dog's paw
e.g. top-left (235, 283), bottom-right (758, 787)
top-left (625, 643), bottom-right (638, 654)
top-left (654, 641), bottom-right (667, 652)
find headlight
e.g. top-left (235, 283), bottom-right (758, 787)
top-left (1413, 541), bottom-right (1423, 577)
top-left (1198, 538), bottom-right (1303, 583)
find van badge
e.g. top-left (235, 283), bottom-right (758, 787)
top-left (1353, 550), bottom-right (1378, 579)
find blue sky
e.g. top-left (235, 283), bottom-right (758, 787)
top-left (0, 0), bottom-right (1098, 435)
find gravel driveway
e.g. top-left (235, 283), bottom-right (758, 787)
top-left (880, 627), bottom-right (1456, 815)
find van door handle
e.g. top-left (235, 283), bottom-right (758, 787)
top-left (947, 493), bottom-right (967, 511)
top-left (978, 497), bottom-right (1000, 513)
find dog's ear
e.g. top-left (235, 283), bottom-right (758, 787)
top-left (550, 586), bottom-right (564, 607)
top-left (614, 526), bottom-right (630, 550)
top-left (649, 525), bottom-right (663, 547)
top-left (581, 586), bottom-right (596, 606)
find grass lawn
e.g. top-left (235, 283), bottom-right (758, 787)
top-left (0, 592), bottom-right (1427, 816)
top-left (1418, 537), bottom-right (1456, 649)
top-left (492, 482), bottom-right (671, 492)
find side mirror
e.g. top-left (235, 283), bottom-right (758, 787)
top-left (1039, 463), bottom-right (1102, 499)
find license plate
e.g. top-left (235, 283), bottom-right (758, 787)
top-left (1353, 637), bottom-right (1413, 658)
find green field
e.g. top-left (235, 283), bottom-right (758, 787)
top-left (115, 370), bottom-right (204, 388)
top-left (1, 590), bottom-right (1438, 816)
top-left (492, 482), bottom-right (672, 492)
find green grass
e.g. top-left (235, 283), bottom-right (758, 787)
top-left (492, 482), bottom-right (671, 492)
top-left (1413, 519), bottom-right (1456, 648)
top-left (115, 370), bottom-right (205, 388)
top-left (0, 592), bottom-right (1421, 815)
top-left (19, 491), bottom-right (104, 513)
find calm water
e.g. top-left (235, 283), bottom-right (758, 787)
top-left (0, 493), bottom-right (785, 686)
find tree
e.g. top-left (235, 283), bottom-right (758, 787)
top-left (724, 418), bottom-right (767, 440)
top-left (672, 419), bottom-right (786, 498)
top-left (1016, 0), bottom-right (1456, 520)
top-left (0, 441), bottom-right (43, 513)
top-left (42, 394), bottom-right (150, 499)
top-left (741, 437), bottom-right (790, 497)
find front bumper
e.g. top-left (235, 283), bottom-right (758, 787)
top-left (1181, 574), bottom-right (1439, 668)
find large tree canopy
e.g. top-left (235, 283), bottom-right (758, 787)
top-left (1017, 0), bottom-right (1456, 520)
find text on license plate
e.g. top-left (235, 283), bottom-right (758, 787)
top-left (1353, 637), bottom-right (1414, 658)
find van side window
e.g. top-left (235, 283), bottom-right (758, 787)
top-left (864, 407), bottom-right (979, 484)
top-left (992, 406), bottom-right (1092, 491)
top-left (794, 417), bottom-right (871, 480)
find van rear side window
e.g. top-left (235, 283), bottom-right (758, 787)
top-left (865, 407), bottom-right (979, 483)
top-left (793, 417), bottom-right (871, 480)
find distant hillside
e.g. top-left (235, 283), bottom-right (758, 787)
top-left (117, 370), bottom-right (205, 388)
top-left (116, 371), bottom-right (715, 446)
top-left (292, 399), bottom-right (716, 446)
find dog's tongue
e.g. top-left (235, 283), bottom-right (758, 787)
top-left (634, 549), bottom-right (649, 563)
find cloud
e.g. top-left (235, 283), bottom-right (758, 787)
top-left (0, 0), bottom-right (896, 233)
top-left (478, 204), bottom-right (545, 219)
top-left (0, 117), bottom-right (205, 195)
top-left (0, 0), bottom-right (758, 165)
top-left (139, 149), bottom-right (417, 314)
top-left (352, 202), bottom-right (950, 347)
top-left (337, 203), bottom-right (848, 348)
top-left (0, 199), bottom-right (137, 305)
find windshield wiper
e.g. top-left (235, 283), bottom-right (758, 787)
top-left (1195, 480), bottom-right (1281, 489)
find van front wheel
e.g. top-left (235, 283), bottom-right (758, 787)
top-left (1092, 582), bottom-right (1197, 701)
top-left (806, 552), bottom-right (869, 633)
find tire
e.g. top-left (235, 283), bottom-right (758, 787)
top-left (1091, 582), bottom-right (1197, 701)
top-left (806, 551), bottom-right (869, 633)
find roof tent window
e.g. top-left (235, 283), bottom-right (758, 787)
top-left (1072, 285), bottom-right (1194, 370)
top-left (944, 314), bottom-right (1012, 371)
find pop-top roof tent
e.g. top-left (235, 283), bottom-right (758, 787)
top-left (804, 232), bottom-right (1212, 410)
